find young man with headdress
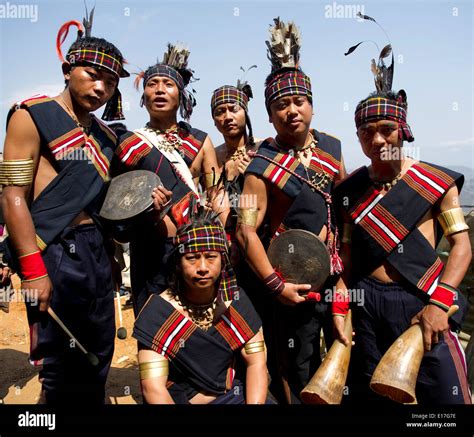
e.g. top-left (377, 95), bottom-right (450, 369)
top-left (0, 10), bottom-right (167, 404)
top-left (115, 44), bottom-right (228, 317)
top-left (236, 18), bottom-right (347, 404)
top-left (133, 209), bottom-right (268, 404)
top-left (333, 14), bottom-right (472, 404)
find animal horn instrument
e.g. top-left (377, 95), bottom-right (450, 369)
top-left (370, 305), bottom-right (459, 403)
top-left (301, 310), bottom-right (352, 404)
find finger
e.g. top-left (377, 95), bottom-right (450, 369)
top-left (157, 186), bottom-right (172, 197)
top-left (423, 331), bottom-right (432, 352)
top-left (432, 332), bottom-right (439, 345)
top-left (298, 284), bottom-right (312, 293)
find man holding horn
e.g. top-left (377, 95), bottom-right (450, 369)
top-left (333, 14), bottom-right (472, 404)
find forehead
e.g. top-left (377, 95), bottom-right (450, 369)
top-left (359, 119), bottom-right (399, 129)
top-left (75, 65), bottom-right (118, 82)
top-left (214, 102), bottom-right (242, 111)
top-left (146, 75), bottom-right (177, 83)
top-left (271, 94), bottom-right (309, 106)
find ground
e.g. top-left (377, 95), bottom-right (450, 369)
top-left (0, 285), bottom-right (140, 405)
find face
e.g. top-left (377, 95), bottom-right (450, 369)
top-left (143, 76), bottom-right (180, 117)
top-left (180, 251), bottom-right (222, 293)
top-left (269, 95), bottom-right (313, 137)
top-left (357, 120), bottom-right (402, 163)
top-left (213, 103), bottom-right (246, 139)
top-left (64, 64), bottom-right (118, 112)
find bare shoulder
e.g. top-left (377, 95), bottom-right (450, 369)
top-left (3, 108), bottom-right (40, 160)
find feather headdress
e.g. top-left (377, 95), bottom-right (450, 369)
top-left (266, 17), bottom-right (301, 72)
top-left (344, 12), bottom-right (394, 93)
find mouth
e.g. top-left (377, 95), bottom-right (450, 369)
top-left (194, 278), bottom-right (212, 283)
top-left (287, 119), bottom-right (302, 127)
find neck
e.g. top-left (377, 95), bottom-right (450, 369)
top-left (223, 133), bottom-right (247, 151)
top-left (60, 90), bottom-right (90, 124)
top-left (275, 129), bottom-right (312, 151)
top-left (148, 114), bottom-right (178, 132)
top-left (181, 284), bottom-right (217, 306)
top-left (371, 158), bottom-right (405, 181)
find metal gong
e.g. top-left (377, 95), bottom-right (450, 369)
top-left (267, 229), bottom-right (330, 294)
top-left (100, 170), bottom-right (164, 221)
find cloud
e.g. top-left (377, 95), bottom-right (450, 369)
top-left (0, 83), bottom-right (63, 107)
top-left (438, 137), bottom-right (474, 147)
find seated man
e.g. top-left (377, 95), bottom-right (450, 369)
top-left (133, 211), bottom-right (268, 404)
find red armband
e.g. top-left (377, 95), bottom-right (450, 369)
top-left (429, 282), bottom-right (457, 312)
top-left (332, 288), bottom-right (350, 317)
top-left (18, 250), bottom-right (48, 282)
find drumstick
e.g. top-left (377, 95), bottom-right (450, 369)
top-left (116, 292), bottom-right (127, 340)
top-left (47, 307), bottom-right (99, 366)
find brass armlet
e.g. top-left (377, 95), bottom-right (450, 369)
top-left (0, 159), bottom-right (34, 186)
top-left (244, 340), bottom-right (266, 354)
top-left (438, 208), bottom-right (469, 236)
top-left (139, 359), bottom-right (169, 379)
top-left (341, 223), bottom-right (354, 244)
top-left (204, 172), bottom-right (222, 189)
top-left (237, 208), bottom-right (258, 227)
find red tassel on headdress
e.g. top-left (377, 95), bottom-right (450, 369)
top-left (56, 20), bottom-right (84, 62)
top-left (133, 72), bottom-right (145, 90)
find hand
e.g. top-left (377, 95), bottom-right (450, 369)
top-left (22, 275), bottom-right (53, 312)
top-left (1, 266), bottom-right (11, 285)
top-left (237, 154), bottom-right (252, 175)
top-left (277, 283), bottom-right (308, 306)
top-left (152, 185), bottom-right (172, 212)
top-left (411, 304), bottom-right (449, 352)
top-left (333, 315), bottom-right (351, 347)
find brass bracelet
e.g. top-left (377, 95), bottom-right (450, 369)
top-left (0, 158), bottom-right (34, 186)
top-left (244, 341), bottom-right (266, 354)
top-left (139, 359), bottom-right (169, 379)
top-left (204, 172), bottom-right (222, 189)
top-left (237, 208), bottom-right (258, 227)
top-left (438, 208), bottom-right (469, 236)
top-left (341, 223), bottom-right (353, 244)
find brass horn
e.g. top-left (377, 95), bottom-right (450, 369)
top-left (300, 310), bottom-right (352, 404)
top-left (370, 305), bottom-right (459, 403)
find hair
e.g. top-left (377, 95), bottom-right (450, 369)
top-left (64, 37), bottom-right (125, 86)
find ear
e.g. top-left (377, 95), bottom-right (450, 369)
top-left (62, 62), bottom-right (72, 80)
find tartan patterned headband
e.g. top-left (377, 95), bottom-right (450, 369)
top-left (174, 225), bottom-right (228, 254)
top-left (211, 86), bottom-right (249, 114)
top-left (66, 48), bottom-right (130, 79)
top-left (57, 20), bottom-right (129, 121)
top-left (355, 97), bottom-right (414, 143)
top-left (173, 224), bottom-right (238, 300)
top-left (143, 64), bottom-right (185, 90)
top-left (265, 69), bottom-right (312, 110)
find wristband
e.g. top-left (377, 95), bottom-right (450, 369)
top-left (429, 282), bottom-right (457, 312)
top-left (263, 270), bottom-right (285, 296)
top-left (18, 250), bottom-right (48, 282)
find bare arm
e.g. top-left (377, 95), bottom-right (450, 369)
top-left (137, 346), bottom-right (175, 404)
top-left (236, 174), bottom-right (306, 305)
top-left (412, 185), bottom-right (471, 351)
top-left (241, 330), bottom-right (268, 404)
top-left (2, 109), bottom-right (53, 311)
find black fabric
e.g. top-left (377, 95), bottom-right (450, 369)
top-left (347, 276), bottom-right (471, 405)
top-left (133, 288), bottom-right (261, 396)
top-left (27, 224), bottom-right (115, 405)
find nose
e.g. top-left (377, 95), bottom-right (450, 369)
top-left (155, 82), bottom-right (166, 94)
top-left (196, 257), bottom-right (209, 274)
top-left (93, 80), bottom-right (107, 98)
top-left (287, 103), bottom-right (298, 117)
top-left (372, 131), bottom-right (385, 146)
